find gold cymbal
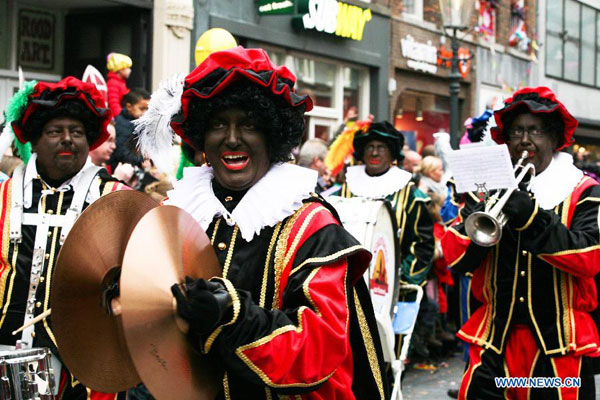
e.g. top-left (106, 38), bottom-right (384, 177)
top-left (51, 190), bottom-right (158, 392)
top-left (120, 205), bottom-right (222, 400)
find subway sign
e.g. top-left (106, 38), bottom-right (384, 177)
top-left (293, 0), bottom-right (372, 41)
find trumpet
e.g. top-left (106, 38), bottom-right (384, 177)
top-left (465, 151), bottom-right (535, 247)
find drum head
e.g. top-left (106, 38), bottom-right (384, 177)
top-left (327, 197), bottom-right (399, 318)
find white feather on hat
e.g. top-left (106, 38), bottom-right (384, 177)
top-left (133, 74), bottom-right (185, 173)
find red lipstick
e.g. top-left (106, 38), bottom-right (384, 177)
top-left (221, 152), bottom-right (250, 171)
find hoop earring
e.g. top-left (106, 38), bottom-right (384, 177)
top-left (201, 152), bottom-right (211, 167)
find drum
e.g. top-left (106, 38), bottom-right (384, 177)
top-left (0, 348), bottom-right (55, 400)
top-left (327, 197), bottom-right (399, 362)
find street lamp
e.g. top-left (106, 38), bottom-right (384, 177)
top-left (438, 0), bottom-right (476, 149)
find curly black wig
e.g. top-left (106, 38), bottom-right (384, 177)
top-left (183, 81), bottom-right (306, 164)
top-left (24, 100), bottom-right (101, 146)
top-left (501, 92), bottom-right (565, 148)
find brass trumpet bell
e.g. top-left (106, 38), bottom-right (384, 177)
top-left (464, 151), bottom-right (535, 247)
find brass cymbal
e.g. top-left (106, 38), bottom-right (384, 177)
top-left (51, 190), bottom-right (159, 392)
top-left (120, 205), bottom-right (222, 400)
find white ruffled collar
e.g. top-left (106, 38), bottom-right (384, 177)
top-left (530, 152), bottom-right (583, 210)
top-left (23, 153), bottom-right (98, 208)
top-left (164, 163), bottom-right (318, 241)
top-left (345, 165), bottom-right (412, 199)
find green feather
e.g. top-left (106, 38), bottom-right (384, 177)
top-left (5, 80), bottom-right (37, 122)
top-left (5, 80), bottom-right (37, 163)
top-left (176, 147), bottom-right (194, 180)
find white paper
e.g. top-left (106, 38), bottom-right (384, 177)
top-left (446, 144), bottom-right (516, 194)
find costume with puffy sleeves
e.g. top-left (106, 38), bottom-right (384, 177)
top-left (160, 47), bottom-right (389, 399)
top-left (442, 87), bottom-right (600, 400)
top-left (0, 77), bottom-right (128, 400)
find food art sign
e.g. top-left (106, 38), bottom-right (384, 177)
top-left (295, 0), bottom-right (372, 41)
top-left (18, 9), bottom-right (55, 70)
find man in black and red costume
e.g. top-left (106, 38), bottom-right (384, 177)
top-left (442, 87), bottom-right (600, 400)
top-left (151, 47), bottom-right (388, 399)
top-left (0, 77), bottom-right (129, 399)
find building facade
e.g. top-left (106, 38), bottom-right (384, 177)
top-left (388, 0), bottom-right (539, 151)
top-left (538, 0), bottom-right (600, 160)
top-left (389, 0), bottom-right (477, 151)
top-left (0, 0), bottom-right (200, 120)
top-left (192, 0), bottom-right (391, 142)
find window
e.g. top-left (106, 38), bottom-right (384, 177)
top-left (403, 0), bottom-right (423, 20)
top-left (546, 0), bottom-right (600, 87)
top-left (266, 48), bottom-right (369, 142)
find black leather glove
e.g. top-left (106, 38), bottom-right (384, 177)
top-left (459, 198), bottom-right (486, 221)
top-left (170, 277), bottom-right (232, 337)
top-left (502, 189), bottom-right (536, 230)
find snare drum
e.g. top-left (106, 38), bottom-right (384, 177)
top-left (0, 348), bottom-right (55, 400)
top-left (327, 197), bottom-right (399, 362)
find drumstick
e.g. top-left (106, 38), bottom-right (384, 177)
top-left (12, 308), bottom-right (52, 336)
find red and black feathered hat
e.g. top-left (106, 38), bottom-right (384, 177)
top-left (492, 86), bottom-right (577, 151)
top-left (170, 46), bottom-right (313, 141)
top-left (11, 76), bottom-right (111, 150)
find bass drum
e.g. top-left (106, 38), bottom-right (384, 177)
top-left (327, 197), bottom-right (399, 362)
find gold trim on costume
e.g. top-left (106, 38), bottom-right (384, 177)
top-left (353, 289), bottom-right (385, 399)
top-left (302, 268), bottom-right (322, 317)
top-left (499, 239), bottom-right (519, 351)
top-left (538, 244), bottom-right (600, 259)
top-left (223, 372), bottom-right (231, 400)
top-left (222, 225), bottom-right (239, 278)
top-left (528, 234), bottom-right (549, 354)
top-left (463, 346), bottom-right (485, 399)
top-left (210, 217), bottom-right (222, 245)
top-left (272, 204), bottom-right (310, 310)
top-left (290, 245), bottom-right (365, 276)
top-left (260, 222), bottom-right (281, 308)
top-left (42, 191), bottom-right (64, 348)
top-left (203, 277), bottom-right (241, 353)
top-left (515, 201), bottom-right (538, 231)
top-left (234, 306), bottom-right (336, 388)
top-left (576, 197), bottom-right (600, 206)
top-left (553, 264), bottom-right (565, 351)
top-left (0, 182), bottom-right (12, 325)
top-left (281, 207), bottom-right (323, 274)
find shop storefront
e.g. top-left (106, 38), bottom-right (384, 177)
top-left (0, 0), bottom-right (152, 114)
top-left (193, 0), bottom-right (390, 142)
top-left (390, 21), bottom-right (475, 152)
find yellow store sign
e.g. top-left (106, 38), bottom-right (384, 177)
top-left (294, 0), bottom-right (372, 41)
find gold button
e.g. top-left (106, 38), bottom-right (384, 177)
top-left (45, 254), bottom-right (50, 260)
top-left (36, 302), bottom-right (41, 308)
top-left (47, 210), bottom-right (53, 214)
top-left (521, 250), bottom-right (527, 256)
top-left (520, 270), bottom-right (526, 277)
top-left (217, 242), bottom-right (227, 251)
top-left (39, 276), bottom-right (45, 282)
top-left (224, 196), bottom-right (233, 202)
top-left (31, 332), bottom-right (36, 338)
top-left (519, 296), bottom-right (525, 303)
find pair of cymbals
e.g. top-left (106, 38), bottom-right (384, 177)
top-left (51, 190), bottom-right (221, 398)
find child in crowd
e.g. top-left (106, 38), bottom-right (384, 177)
top-left (106, 52), bottom-right (132, 117)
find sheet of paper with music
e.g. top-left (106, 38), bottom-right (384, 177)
top-left (446, 144), bottom-right (516, 194)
